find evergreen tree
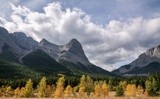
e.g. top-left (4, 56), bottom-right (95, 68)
top-left (86, 75), bottom-right (94, 95)
top-left (116, 85), bottom-right (124, 96)
top-left (145, 76), bottom-right (158, 96)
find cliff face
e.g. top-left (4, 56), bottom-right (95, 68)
top-left (113, 45), bottom-right (160, 76)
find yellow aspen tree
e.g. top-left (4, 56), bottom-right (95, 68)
top-left (14, 87), bottom-right (21, 97)
top-left (64, 85), bottom-right (73, 97)
top-left (5, 86), bottom-right (12, 97)
top-left (136, 85), bottom-right (144, 95)
top-left (125, 84), bottom-right (136, 96)
top-left (79, 86), bottom-right (85, 96)
top-left (131, 84), bottom-right (136, 96)
top-left (23, 79), bottom-right (33, 97)
top-left (78, 75), bottom-right (86, 96)
top-left (102, 81), bottom-right (109, 96)
top-left (20, 87), bottom-right (25, 97)
top-left (125, 84), bottom-right (131, 96)
top-left (54, 76), bottom-right (65, 97)
top-left (94, 84), bottom-right (101, 97)
top-left (45, 85), bottom-right (52, 97)
top-left (37, 77), bottom-right (47, 97)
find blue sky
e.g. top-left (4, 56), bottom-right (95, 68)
top-left (0, 0), bottom-right (160, 71)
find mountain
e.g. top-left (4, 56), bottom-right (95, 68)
top-left (0, 26), bottom-right (115, 78)
top-left (113, 45), bottom-right (160, 76)
top-left (39, 38), bottom-right (90, 66)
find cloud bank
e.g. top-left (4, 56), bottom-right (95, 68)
top-left (0, 2), bottom-right (160, 71)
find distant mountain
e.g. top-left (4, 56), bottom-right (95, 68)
top-left (113, 45), bottom-right (160, 76)
top-left (0, 26), bottom-right (115, 78)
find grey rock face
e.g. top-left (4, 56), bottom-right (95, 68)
top-left (113, 45), bottom-right (160, 75)
top-left (12, 32), bottom-right (39, 51)
top-left (39, 38), bottom-right (91, 66)
top-left (39, 38), bottom-right (61, 59)
top-left (58, 39), bottom-right (90, 65)
top-left (130, 45), bottom-right (160, 68)
top-left (0, 27), bottom-right (23, 57)
top-left (0, 26), bottom-right (91, 66)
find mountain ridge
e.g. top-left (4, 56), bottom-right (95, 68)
top-left (0, 26), bottom-right (115, 78)
top-left (112, 44), bottom-right (160, 76)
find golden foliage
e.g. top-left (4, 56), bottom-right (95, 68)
top-left (23, 79), bottom-right (33, 97)
top-left (94, 84), bottom-right (101, 97)
top-left (102, 82), bottom-right (109, 96)
top-left (125, 84), bottom-right (137, 96)
top-left (45, 85), bottom-right (52, 97)
top-left (14, 87), bottom-right (21, 97)
top-left (37, 77), bottom-right (47, 97)
top-left (54, 76), bottom-right (65, 97)
top-left (64, 85), bottom-right (73, 97)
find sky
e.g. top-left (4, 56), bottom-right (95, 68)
top-left (0, 0), bottom-right (160, 71)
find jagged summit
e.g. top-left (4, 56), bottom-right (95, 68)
top-left (145, 45), bottom-right (160, 58)
top-left (38, 38), bottom-right (90, 66)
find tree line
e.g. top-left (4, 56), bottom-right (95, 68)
top-left (0, 73), bottom-right (160, 97)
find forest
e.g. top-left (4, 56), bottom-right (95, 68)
top-left (0, 72), bottom-right (160, 98)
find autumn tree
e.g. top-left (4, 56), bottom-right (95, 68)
top-left (86, 75), bottom-right (94, 95)
top-left (5, 86), bottom-right (13, 97)
top-left (101, 81), bottom-right (109, 96)
top-left (136, 85), bottom-right (144, 95)
top-left (94, 83), bottom-right (101, 97)
top-left (20, 87), bottom-right (25, 97)
top-left (37, 77), bottom-right (47, 97)
top-left (45, 85), bottom-right (52, 97)
top-left (64, 85), bottom-right (73, 97)
top-left (23, 79), bottom-right (33, 97)
top-left (54, 76), bottom-right (65, 97)
top-left (14, 87), bottom-right (21, 97)
top-left (125, 84), bottom-right (136, 96)
top-left (78, 75), bottom-right (86, 96)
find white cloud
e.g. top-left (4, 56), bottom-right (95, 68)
top-left (0, 2), bottom-right (160, 71)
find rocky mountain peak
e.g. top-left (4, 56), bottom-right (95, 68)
top-left (39, 38), bottom-right (58, 48)
top-left (0, 27), bottom-right (8, 34)
top-left (113, 44), bottom-right (160, 76)
top-left (58, 38), bottom-right (90, 65)
top-left (66, 38), bottom-right (82, 52)
top-left (145, 45), bottom-right (160, 58)
top-left (12, 32), bottom-right (38, 51)
top-left (39, 38), bottom-right (49, 45)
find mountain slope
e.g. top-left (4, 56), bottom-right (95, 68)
top-left (22, 49), bottom-right (70, 74)
top-left (113, 45), bottom-right (160, 76)
top-left (0, 60), bottom-right (43, 79)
